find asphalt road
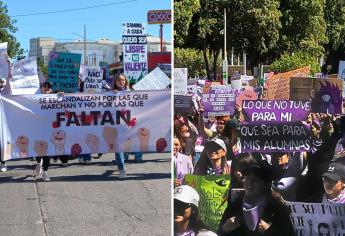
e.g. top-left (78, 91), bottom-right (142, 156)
top-left (0, 153), bottom-right (171, 236)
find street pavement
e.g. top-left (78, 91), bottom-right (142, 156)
top-left (0, 153), bottom-right (171, 236)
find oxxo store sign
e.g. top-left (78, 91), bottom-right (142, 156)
top-left (147, 10), bottom-right (171, 24)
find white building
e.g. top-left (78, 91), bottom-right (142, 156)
top-left (29, 36), bottom-right (171, 66)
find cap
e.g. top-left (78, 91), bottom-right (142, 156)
top-left (206, 138), bottom-right (227, 152)
top-left (242, 160), bottom-right (274, 184)
top-left (174, 185), bottom-right (199, 207)
top-left (41, 81), bottom-right (52, 87)
top-left (322, 162), bottom-right (345, 182)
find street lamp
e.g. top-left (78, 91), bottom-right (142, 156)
top-left (222, 8), bottom-right (228, 85)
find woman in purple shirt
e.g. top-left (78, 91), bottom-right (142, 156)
top-left (174, 137), bottom-right (193, 187)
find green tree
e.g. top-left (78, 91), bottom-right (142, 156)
top-left (175, 0), bottom-right (226, 79)
top-left (279, 0), bottom-right (327, 57)
top-left (37, 59), bottom-right (48, 78)
top-left (174, 47), bottom-right (206, 77)
top-left (323, 0), bottom-right (345, 73)
top-left (174, 0), bottom-right (200, 47)
top-left (270, 51), bottom-right (320, 74)
top-left (0, 1), bottom-right (23, 58)
top-left (227, 0), bottom-right (282, 70)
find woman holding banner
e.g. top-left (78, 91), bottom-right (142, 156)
top-left (112, 73), bottom-right (144, 179)
top-left (0, 55), bottom-right (12, 172)
top-left (33, 81), bottom-right (54, 181)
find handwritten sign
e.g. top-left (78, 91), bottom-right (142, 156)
top-left (240, 123), bottom-right (318, 152)
top-left (48, 52), bottom-right (81, 93)
top-left (11, 57), bottom-right (40, 95)
top-left (123, 22), bottom-right (148, 83)
top-left (132, 67), bottom-right (170, 90)
top-left (185, 175), bottom-right (231, 232)
top-left (174, 68), bottom-right (188, 95)
top-left (286, 201), bottom-right (345, 236)
top-left (83, 66), bottom-right (103, 93)
top-left (201, 85), bottom-right (237, 117)
top-left (242, 100), bottom-right (311, 123)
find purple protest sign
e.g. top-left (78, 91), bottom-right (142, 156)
top-left (240, 122), bottom-right (319, 152)
top-left (242, 100), bottom-right (311, 123)
top-left (201, 85), bottom-right (237, 117)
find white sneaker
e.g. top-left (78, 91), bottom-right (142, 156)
top-left (78, 157), bottom-right (84, 164)
top-left (33, 163), bottom-right (42, 177)
top-left (118, 169), bottom-right (126, 179)
top-left (0, 164), bottom-right (7, 172)
top-left (42, 171), bottom-right (50, 182)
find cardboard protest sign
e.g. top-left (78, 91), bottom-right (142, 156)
top-left (0, 42), bottom-right (9, 78)
top-left (235, 85), bottom-right (258, 107)
top-left (286, 201), bottom-right (345, 236)
top-left (83, 66), bottom-right (103, 93)
top-left (10, 57), bottom-right (40, 95)
top-left (266, 67), bottom-right (311, 100)
top-left (201, 85), bottom-right (237, 117)
top-left (174, 68), bottom-right (188, 95)
top-left (242, 100), bottom-right (311, 123)
top-left (0, 90), bottom-right (171, 160)
top-left (240, 123), bottom-right (318, 152)
top-left (48, 52), bottom-right (81, 93)
top-left (184, 175), bottom-right (231, 232)
top-left (311, 78), bottom-right (343, 114)
top-left (174, 95), bottom-right (194, 115)
top-left (132, 67), bottom-right (171, 90)
top-left (338, 61), bottom-right (345, 97)
top-left (122, 22), bottom-right (148, 83)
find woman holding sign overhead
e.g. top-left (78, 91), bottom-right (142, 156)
top-left (111, 74), bottom-right (143, 179)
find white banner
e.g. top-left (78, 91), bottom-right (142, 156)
top-left (83, 66), bottom-right (103, 93)
top-left (0, 90), bottom-right (171, 160)
top-left (174, 68), bottom-right (188, 95)
top-left (0, 42), bottom-right (9, 78)
top-left (286, 201), bottom-right (345, 236)
top-left (11, 57), bottom-right (40, 94)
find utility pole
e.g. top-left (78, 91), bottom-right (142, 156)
top-left (160, 24), bottom-right (163, 52)
top-left (84, 24), bottom-right (87, 65)
top-left (222, 8), bottom-right (228, 85)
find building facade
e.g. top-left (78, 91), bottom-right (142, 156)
top-left (29, 36), bottom-right (171, 67)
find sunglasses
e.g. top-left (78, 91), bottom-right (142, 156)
top-left (174, 200), bottom-right (191, 215)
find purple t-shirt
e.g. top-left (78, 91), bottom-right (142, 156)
top-left (174, 152), bottom-right (194, 184)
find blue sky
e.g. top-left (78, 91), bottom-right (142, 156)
top-left (4, 0), bottom-right (172, 54)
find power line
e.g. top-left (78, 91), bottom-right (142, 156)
top-left (10, 0), bottom-right (137, 18)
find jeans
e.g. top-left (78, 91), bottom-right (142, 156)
top-left (80, 154), bottom-right (91, 161)
top-left (115, 152), bottom-right (125, 170)
top-left (124, 152), bottom-right (143, 161)
top-left (36, 156), bottom-right (50, 171)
